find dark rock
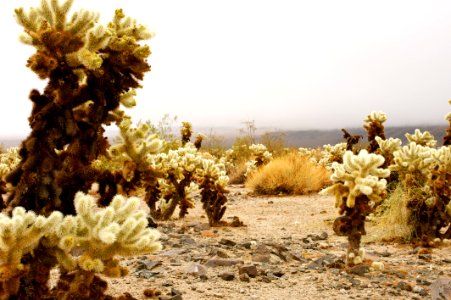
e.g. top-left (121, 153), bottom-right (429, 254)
top-left (430, 277), bottom-right (451, 300)
top-left (416, 278), bottom-right (432, 286)
top-left (238, 265), bottom-right (258, 278)
top-left (135, 260), bottom-right (162, 271)
top-left (169, 288), bottom-right (183, 300)
top-left (180, 237), bottom-right (196, 245)
top-left (306, 254), bottom-right (339, 269)
top-left (239, 242), bottom-right (253, 249)
top-left (219, 239), bottom-right (237, 247)
top-left (307, 232), bottom-right (328, 241)
top-left (347, 265), bottom-right (370, 276)
top-left (396, 281), bottom-right (413, 291)
top-left (419, 254), bottom-right (432, 261)
top-left (413, 286), bottom-right (428, 297)
top-left (219, 272), bottom-right (235, 281)
top-left (239, 273), bottom-right (250, 282)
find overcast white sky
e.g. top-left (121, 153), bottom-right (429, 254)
top-left (1, 0), bottom-right (451, 137)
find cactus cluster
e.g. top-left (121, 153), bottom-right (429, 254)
top-left (0, 193), bottom-right (161, 299)
top-left (363, 111), bottom-right (387, 152)
top-left (320, 150), bottom-right (390, 265)
top-left (244, 144), bottom-right (272, 177)
top-left (405, 129), bottom-right (437, 148)
top-left (0, 1), bottom-right (162, 298)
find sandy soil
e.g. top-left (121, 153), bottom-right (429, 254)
top-left (100, 185), bottom-right (450, 300)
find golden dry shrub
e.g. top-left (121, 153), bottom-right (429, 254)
top-left (245, 151), bottom-right (331, 195)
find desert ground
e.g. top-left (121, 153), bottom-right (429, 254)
top-left (95, 185), bottom-right (450, 300)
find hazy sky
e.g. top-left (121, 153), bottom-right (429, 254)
top-left (1, 0), bottom-right (451, 137)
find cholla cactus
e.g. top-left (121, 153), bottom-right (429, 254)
top-left (363, 111), bottom-right (387, 152)
top-left (6, 1), bottom-right (156, 298)
top-left (46, 193), bottom-right (161, 273)
top-left (318, 143), bottom-right (347, 169)
top-left (180, 122), bottom-right (193, 145)
top-left (375, 136), bottom-right (402, 168)
top-left (0, 148), bottom-right (20, 180)
top-left (390, 142), bottom-right (434, 185)
top-left (444, 100), bottom-right (451, 146)
top-left (149, 143), bottom-right (230, 223)
top-left (0, 208), bottom-right (62, 297)
top-left (197, 160), bottom-right (229, 226)
top-left (405, 129), bottom-right (437, 148)
top-left (423, 146), bottom-right (451, 239)
top-left (194, 133), bottom-right (206, 150)
top-left (341, 129), bottom-right (362, 151)
top-left (320, 150), bottom-right (390, 266)
top-left (244, 144), bottom-right (272, 177)
top-left (298, 147), bottom-right (313, 157)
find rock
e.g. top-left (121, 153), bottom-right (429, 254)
top-left (418, 254), bottom-right (432, 261)
top-left (396, 281), bottom-right (413, 291)
top-left (306, 254), bottom-right (339, 269)
top-left (204, 258), bottom-right (243, 268)
top-left (219, 239), bottom-right (237, 247)
top-left (219, 272), bottom-right (235, 281)
top-left (347, 264), bottom-right (370, 276)
top-left (180, 236), bottom-right (196, 245)
top-left (214, 249), bottom-right (230, 258)
top-left (413, 286), bottom-right (428, 297)
top-left (430, 277), bottom-right (451, 300)
top-left (252, 253), bottom-right (271, 263)
top-left (239, 273), bottom-right (251, 282)
top-left (238, 265), bottom-right (258, 278)
top-left (185, 262), bottom-right (208, 278)
top-left (135, 259), bottom-right (161, 271)
top-left (308, 232), bottom-right (328, 241)
top-left (170, 288), bottom-right (183, 300)
top-left (135, 269), bottom-right (159, 279)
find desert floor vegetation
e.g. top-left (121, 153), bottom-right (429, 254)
top-left (245, 151), bottom-right (331, 195)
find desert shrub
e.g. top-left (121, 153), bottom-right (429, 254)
top-left (245, 151), bottom-right (330, 195)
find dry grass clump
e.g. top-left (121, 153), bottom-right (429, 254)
top-left (245, 151), bottom-right (331, 195)
top-left (369, 183), bottom-right (413, 242)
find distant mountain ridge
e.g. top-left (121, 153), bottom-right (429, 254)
top-left (1, 125), bottom-right (447, 149)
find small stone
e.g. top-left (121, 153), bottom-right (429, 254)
top-left (413, 286), bottom-right (428, 297)
top-left (185, 262), bottom-right (208, 277)
top-left (238, 265), bottom-right (258, 278)
top-left (239, 273), bottom-right (250, 282)
top-left (252, 253), bottom-right (271, 263)
top-left (396, 281), bottom-right (413, 291)
top-left (219, 239), bottom-right (236, 247)
top-left (204, 258), bottom-right (243, 268)
top-left (219, 272), bottom-right (235, 281)
top-left (348, 264), bottom-right (370, 276)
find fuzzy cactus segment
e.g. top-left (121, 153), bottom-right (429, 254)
top-left (389, 142), bottom-right (433, 183)
top-left (405, 129), bottom-right (437, 148)
top-left (45, 192), bottom-right (161, 275)
top-left (0, 208), bottom-right (63, 296)
top-left (321, 150), bottom-right (390, 209)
